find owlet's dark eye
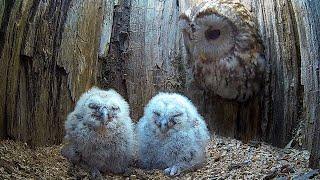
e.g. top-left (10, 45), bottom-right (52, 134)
top-left (88, 103), bottom-right (99, 109)
top-left (153, 111), bottom-right (161, 116)
top-left (172, 112), bottom-right (183, 118)
top-left (168, 119), bottom-right (177, 127)
top-left (205, 28), bottom-right (221, 41)
top-left (111, 106), bottom-right (120, 111)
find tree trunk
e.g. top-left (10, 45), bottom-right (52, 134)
top-left (0, 0), bottom-right (319, 168)
top-left (291, 0), bottom-right (320, 169)
top-left (310, 112), bottom-right (320, 168)
top-left (0, 0), bottom-right (105, 146)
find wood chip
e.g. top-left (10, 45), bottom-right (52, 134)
top-left (0, 136), bottom-right (318, 179)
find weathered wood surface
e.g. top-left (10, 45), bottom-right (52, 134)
top-left (126, 0), bottom-right (184, 121)
top-left (0, 1), bottom-right (319, 169)
top-left (0, 0), bottom-right (112, 146)
top-left (98, 0), bottom-right (131, 101)
top-left (290, 0), bottom-right (320, 169)
top-left (253, 0), bottom-right (303, 147)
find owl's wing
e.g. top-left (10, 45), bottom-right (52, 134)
top-left (192, 115), bottom-right (210, 146)
top-left (61, 143), bottom-right (81, 164)
top-left (64, 112), bottom-right (83, 141)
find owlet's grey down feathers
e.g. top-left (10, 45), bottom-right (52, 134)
top-left (61, 87), bottom-right (135, 178)
top-left (180, 0), bottom-right (266, 101)
top-left (136, 92), bottom-right (210, 176)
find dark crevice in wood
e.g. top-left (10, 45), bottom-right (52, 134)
top-left (15, 57), bottom-right (22, 141)
top-left (263, 37), bottom-right (274, 144)
top-left (3, 108), bottom-right (8, 139)
top-left (53, 64), bottom-right (69, 144)
top-left (235, 97), bottom-right (262, 142)
top-left (19, 55), bottom-right (33, 144)
top-left (0, 0), bottom-right (15, 56)
top-left (52, 0), bottom-right (72, 101)
top-left (46, 0), bottom-right (72, 145)
top-left (2, 74), bottom-right (9, 138)
top-left (99, 0), bottom-right (131, 101)
top-left (47, 0), bottom-right (59, 19)
top-left (118, 0), bottom-right (131, 101)
top-left (268, 1), bottom-right (299, 147)
top-left (288, 0), bottom-right (301, 144)
top-left (287, 0), bottom-right (304, 149)
top-left (16, 0), bottom-right (25, 22)
top-left (28, 0), bottom-right (41, 21)
top-left (235, 104), bottom-right (242, 140)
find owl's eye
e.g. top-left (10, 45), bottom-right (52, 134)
top-left (168, 119), bottom-right (177, 127)
top-left (205, 28), bottom-right (221, 41)
top-left (111, 106), bottom-right (120, 111)
top-left (153, 111), bottom-right (161, 116)
top-left (88, 103), bottom-right (99, 109)
top-left (191, 23), bottom-right (196, 32)
top-left (154, 119), bottom-right (161, 127)
top-left (172, 112), bottom-right (183, 118)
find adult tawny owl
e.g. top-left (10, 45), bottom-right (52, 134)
top-left (180, 0), bottom-right (266, 102)
top-left (61, 87), bottom-right (135, 179)
top-left (136, 92), bottom-right (210, 176)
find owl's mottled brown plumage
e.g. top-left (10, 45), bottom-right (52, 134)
top-left (180, 0), bottom-right (266, 101)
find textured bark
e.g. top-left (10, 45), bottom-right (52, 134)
top-left (290, 0), bottom-right (320, 169)
top-left (0, 0), bottom-right (106, 146)
top-left (252, 0), bottom-right (303, 147)
top-left (310, 115), bottom-right (320, 168)
top-left (126, 0), bottom-right (184, 121)
top-left (98, 0), bottom-right (131, 99)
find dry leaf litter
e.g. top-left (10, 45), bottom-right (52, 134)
top-left (0, 135), bottom-right (319, 179)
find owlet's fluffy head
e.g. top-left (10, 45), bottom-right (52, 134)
top-left (142, 92), bottom-right (206, 134)
top-left (180, 0), bottom-right (266, 101)
top-left (65, 87), bottom-right (130, 134)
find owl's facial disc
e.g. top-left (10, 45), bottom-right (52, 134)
top-left (153, 110), bottom-right (182, 133)
top-left (88, 102), bottom-right (119, 123)
top-left (107, 105), bottom-right (120, 121)
top-left (99, 106), bottom-right (109, 121)
top-left (88, 102), bottom-right (102, 118)
top-left (88, 102), bottom-right (100, 109)
top-left (205, 28), bottom-right (221, 41)
top-left (191, 14), bottom-right (236, 60)
top-left (153, 111), bottom-right (162, 129)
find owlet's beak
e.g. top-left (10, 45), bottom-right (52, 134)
top-left (159, 118), bottom-right (169, 133)
top-left (99, 107), bottom-right (109, 122)
top-left (160, 123), bottom-right (168, 133)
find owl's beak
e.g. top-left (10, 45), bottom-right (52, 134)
top-left (159, 121), bottom-right (169, 133)
top-left (100, 107), bottom-right (109, 122)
